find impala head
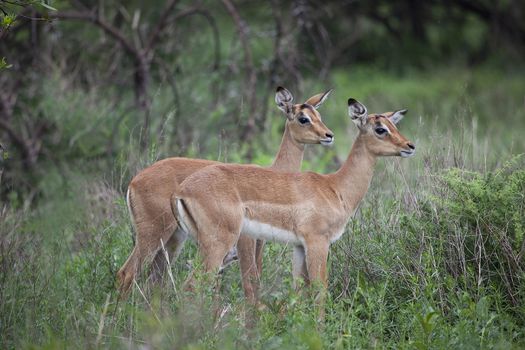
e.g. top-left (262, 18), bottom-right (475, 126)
top-left (348, 98), bottom-right (415, 158)
top-left (275, 86), bottom-right (334, 146)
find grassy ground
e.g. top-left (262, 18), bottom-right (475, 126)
top-left (1, 64), bottom-right (524, 349)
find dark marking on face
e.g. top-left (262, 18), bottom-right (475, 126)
top-left (300, 104), bottom-right (315, 112)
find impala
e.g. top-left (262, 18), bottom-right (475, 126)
top-left (172, 98), bottom-right (415, 312)
top-left (117, 87), bottom-right (334, 295)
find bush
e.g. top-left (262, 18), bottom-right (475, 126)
top-left (435, 156), bottom-right (525, 313)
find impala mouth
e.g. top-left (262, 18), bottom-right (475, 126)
top-left (320, 137), bottom-right (334, 146)
top-left (400, 149), bottom-right (415, 158)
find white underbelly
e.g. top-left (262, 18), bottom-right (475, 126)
top-left (241, 217), bottom-right (302, 245)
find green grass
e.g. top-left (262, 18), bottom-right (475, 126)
top-left (1, 64), bottom-right (524, 349)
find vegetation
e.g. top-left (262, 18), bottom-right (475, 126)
top-left (1, 1), bottom-right (524, 349)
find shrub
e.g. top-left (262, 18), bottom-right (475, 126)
top-left (434, 156), bottom-right (525, 313)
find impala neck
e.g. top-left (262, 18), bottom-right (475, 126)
top-left (332, 133), bottom-right (377, 214)
top-left (271, 123), bottom-right (305, 172)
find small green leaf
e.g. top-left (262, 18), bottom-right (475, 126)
top-left (1, 14), bottom-right (16, 28)
top-left (0, 57), bottom-right (12, 70)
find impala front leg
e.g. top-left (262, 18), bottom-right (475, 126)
top-left (304, 239), bottom-right (330, 321)
top-left (237, 235), bottom-right (260, 305)
top-left (292, 245), bottom-right (310, 289)
top-left (254, 239), bottom-right (265, 280)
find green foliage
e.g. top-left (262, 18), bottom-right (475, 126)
top-left (1, 14), bottom-right (16, 28)
top-left (2, 65), bottom-right (525, 348)
top-left (2, 0), bottom-right (525, 347)
top-left (438, 156), bottom-right (525, 249)
top-left (0, 56), bottom-right (11, 69)
top-left (432, 157), bottom-right (525, 313)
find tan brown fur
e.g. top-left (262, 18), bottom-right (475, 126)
top-left (173, 98), bottom-right (416, 315)
top-left (116, 87), bottom-right (334, 296)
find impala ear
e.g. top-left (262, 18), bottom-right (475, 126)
top-left (304, 89), bottom-right (332, 109)
top-left (388, 109), bottom-right (407, 125)
top-left (275, 86), bottom-right (294, 120)
top-left (348, 98), bottom-right (368, 127)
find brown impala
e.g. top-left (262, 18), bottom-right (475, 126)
top-left (117, 87), bottom-right (334, 296)
top-left (172, 98), bottom-right (415, 315)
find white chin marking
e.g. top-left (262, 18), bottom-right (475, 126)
top-left (400, 150), bottom-right (415, 158)
top-left (320, 139), bottom-right (334, 146)
top-left (241, 218), bottom-right (301, 244)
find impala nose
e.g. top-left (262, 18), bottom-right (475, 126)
top-left (407, 142), bottom-right (415, 150)
top-left (325, 132), bottom-right (334, 139)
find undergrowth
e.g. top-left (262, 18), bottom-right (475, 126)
top-left (1, 66), bottom-right (525, 349)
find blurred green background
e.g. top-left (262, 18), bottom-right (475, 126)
top-left (1, 1), bottom-right (524, 349)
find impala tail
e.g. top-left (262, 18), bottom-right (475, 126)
top-left (171, 196), bottom-right (197, 237)
top-left (125, 187), bottom-right (137, 244)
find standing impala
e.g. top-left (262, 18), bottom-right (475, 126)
top-left (172, 98), bottom-right (415, 311)
top-left (117, 87), bottom-right (334, 295)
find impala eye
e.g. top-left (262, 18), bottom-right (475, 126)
top-left (375, 127), bottom-right (388, 135)
top-left (298, 116), bottom-right (310, 125)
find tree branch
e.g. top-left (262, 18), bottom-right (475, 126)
top-left (172, 7), bottom-right (221, 71)
top-left (221, 0), bottom-right (257, 144)
top-left (146, 0), bottom-right (181, 53)
top-left (48, 9), bottom-right (152, 148)
top-left (49, 10), bottom-right (138, 59)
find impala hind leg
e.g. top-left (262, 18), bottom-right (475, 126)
top-left (190, 222), bottom-right (242, 289)
top-left (149, 227), bottom-right (188, 285)
top-left (117, 214), bottom-right (176, 296)
top-left (183, 237), bottom-right (238, 293)
top-left (201, 226), bottom-right (241, 276)
top-left (220, 246), bottom-right (239, 272)
top-left (176, 195), bottom-right (243, 292)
